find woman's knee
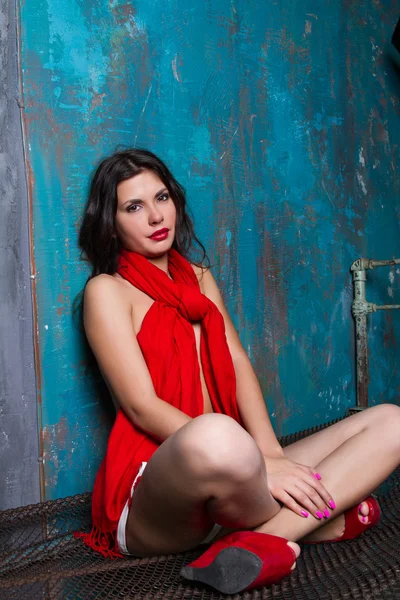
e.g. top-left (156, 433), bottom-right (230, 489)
top-left (369, 403), bottom-right (400, 449)
top-left (381, 402), bottom-right (400, 424)
top-left (170, 414), bottom-right (264, 483)
top-left (369, 403), bottom-right (400, 424)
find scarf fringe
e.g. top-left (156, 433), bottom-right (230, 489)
top-left (74, 527), bottom-right (123, 559)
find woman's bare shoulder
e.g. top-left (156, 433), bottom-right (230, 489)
top-left (85, 272), bottom-right (138, 297)
top-left (84, 273), bottom-right (135, 312)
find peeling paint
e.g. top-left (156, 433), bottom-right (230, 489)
top-left (18, 0), bottom-right (400, 500)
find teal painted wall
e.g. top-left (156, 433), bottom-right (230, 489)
top-left (19, 0), bottom-right (400, 500)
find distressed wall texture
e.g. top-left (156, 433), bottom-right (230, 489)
top-left (18, 0), bottom-right (400, 500)
top-left (0, 0), bottom-right (39, 509)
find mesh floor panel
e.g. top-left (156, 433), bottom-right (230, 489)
top-left (1, 421), bottom-right (400, 599)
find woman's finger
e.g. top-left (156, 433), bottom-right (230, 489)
top-left (293, 481), bottom-right (329, 517)
top-left (302, 474), bottom-right (335, 510)
top-left (297, 463), bottom-right (322, 481)
top-left (272, 489), bottom-right (311, 518)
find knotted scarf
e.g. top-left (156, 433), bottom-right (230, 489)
top-left (76, 249), bottom-right (242, 557)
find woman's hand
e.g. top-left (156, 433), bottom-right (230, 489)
top-left (264, 456), bottom-right (335, 519)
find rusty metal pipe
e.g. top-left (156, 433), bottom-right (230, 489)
top-left (351, 263), bottom-right (369, 408)
top-left (375, 304), bottom-right (400, 311)
top-left (369, 259), bottom-right (400, 268)
top-left (350, 258), bottom-right (400, 409)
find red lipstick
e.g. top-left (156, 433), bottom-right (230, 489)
top-left (149, 228), bottom-right (169, 241)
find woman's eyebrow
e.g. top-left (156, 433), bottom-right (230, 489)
top-left (122, 188), bottom-right (167, 207)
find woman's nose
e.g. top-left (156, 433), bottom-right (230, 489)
top-left (149, 206), bottom-right (163, 224)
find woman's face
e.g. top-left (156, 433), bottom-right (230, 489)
top-left (115, 170), bottom-right (176, 257)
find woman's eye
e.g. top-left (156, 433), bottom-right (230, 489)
top-left (127, 204), bottom-right (140, 213)
top-left (158, 193), bottom-right (169, 202)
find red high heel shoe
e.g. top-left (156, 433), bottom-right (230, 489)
top-left (180, 530), bottom-right (297, 594)
top-left (305, 495), bottom-right (381, 544)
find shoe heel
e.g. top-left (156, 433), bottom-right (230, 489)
top-left (181, 546), bottom-right (262, 594)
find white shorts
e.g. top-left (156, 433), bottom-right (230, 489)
top-left (117, 461), bottom-right (223, 555)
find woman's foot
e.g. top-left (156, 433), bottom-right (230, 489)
top-left (181, 531), bottom-right (300, 594)
top-left (301, 497), bottom-right (380, 543)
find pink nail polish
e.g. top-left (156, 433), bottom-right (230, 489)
top-left (323, 509), bottom-right (330, 518)
top-left (301, 510), bottom-right (309, 518)
top-left (315, 510), bottom-right (324, 519)
top-left (314, 473), bottom-right (322, 480)
top-left (329, 500), bottom-right (336, 509)
top-left (362, 516), bottom-right (367, 523)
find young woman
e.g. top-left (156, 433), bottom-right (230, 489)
top-left (76, 148), bottom-right (400, 594)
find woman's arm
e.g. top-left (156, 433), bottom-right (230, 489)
top-left (83, 275), bottom-right (191, 441)
top-left (199, 267), bottom-right (284, 458)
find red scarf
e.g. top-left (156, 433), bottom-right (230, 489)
top-left (76, 249), bottom-right (242, 557)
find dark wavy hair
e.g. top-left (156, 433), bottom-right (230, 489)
top-left (78, 147), bottom-right (209, 277)
top-left (74, 149), bottom-right (210, 391)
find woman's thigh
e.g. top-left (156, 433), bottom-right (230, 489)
top-left (283, 404), bottom-right (395, 467)
top-left (125, 413), bottom-right (268, 557)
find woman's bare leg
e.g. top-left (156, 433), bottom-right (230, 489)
top-left (256, 403), bottom-right (400, 541)
top-left (125, 404), bottom-right (400, 558)
top-left (125, 413), bottom-right (299, 560)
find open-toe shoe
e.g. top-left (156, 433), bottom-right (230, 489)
top-left (305, 495), bottom-right (381, 544)
top-left (180, 530), bottom-right (297, 594)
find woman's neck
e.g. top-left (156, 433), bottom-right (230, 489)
top-left (147, 253), bottom-right (169, 275)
